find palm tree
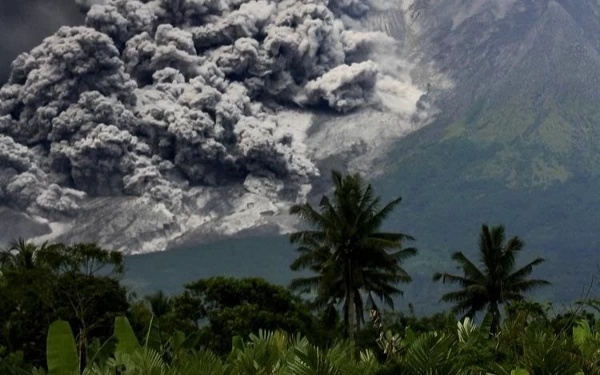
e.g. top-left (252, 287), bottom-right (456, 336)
top-left (0, 238), bottom-right (50, 271)
top-left (146, 290), bottom-right (172, 318)
top-left (145, 291), bottom-right (172, 343)
top-left (433, 224), bottom-right (549, 333)
top-left (289, 170), bottom-right (416, 337)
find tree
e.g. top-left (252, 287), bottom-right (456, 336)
top-left (46, 243), bottom-right (126, 367)
top-left (0, 266), bottom-right (55, 367)
top-left (289, 170), bottom-right (416, 337)
top-left (172, 277), bottom-right (318, 354)
top-left (0, 239), bottom-right (58, 366)
top-left (0, 239), bottom-right (52, 271)
top-left (143, 291), bottom-right (173, 344)
top-left (433, 224), bottom-right (549, 333)
top-left (0, 240), bottom-right (128, 368)
top-left (54, 273), bottom-right (129, 368)
top-left (39, 243), bottom-right (124, 276)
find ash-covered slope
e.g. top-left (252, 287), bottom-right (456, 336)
top-left (392, 0), bottom-right (600, 186)
top-left (407, 0), bottom-right (600, 124)
top-left (0, 0), bottom-right (431, 251)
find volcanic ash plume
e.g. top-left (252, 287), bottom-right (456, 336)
top-left (0, 0), bottom-right (428, 251)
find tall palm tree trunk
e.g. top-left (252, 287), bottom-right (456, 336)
top-left (489, 301), bottom-right (501, 335)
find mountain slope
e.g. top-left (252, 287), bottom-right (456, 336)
top-left (372, 0), bottom-right (600, 304)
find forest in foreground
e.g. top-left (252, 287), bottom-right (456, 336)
top-left (1, 171), bottom-right (599, 374)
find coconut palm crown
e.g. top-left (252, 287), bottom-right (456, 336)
top-left (434, 224), bottom-right (549, 333)
top-left (288, 170), bottom-right (416, 336)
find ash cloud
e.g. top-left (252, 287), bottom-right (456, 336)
top-left (302, 61), bottom-right (379, 112)
top-left (0, 0), bottom-right (430, 249)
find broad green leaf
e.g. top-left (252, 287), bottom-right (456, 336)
top-left (47, 320), bottom-right (79, 375)
top-left (573, 320), bottom-right (591, 347)
top-left (511, 370), bottom-right (529, 375)
top-left (114, 317), bottom-right (141, 355)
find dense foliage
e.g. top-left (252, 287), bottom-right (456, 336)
top-left (11, 310), bottom-right (600, 375)
top-left (0, 241), bottom-right (128, 369)
top-left (0, 170), bottom-right (596, 374)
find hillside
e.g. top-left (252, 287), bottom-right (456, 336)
top-left (375, 0), bottom-right (600, 304)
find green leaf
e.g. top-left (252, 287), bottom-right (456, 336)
top-left (511, 370), bottom-right (530, 375)
top-left (46, 320), bottom-right (79, 375)
top-left (573, 320), bottom-right (591, 347)
top-left (231, 336), bottom-right (244, 352)
top-left (404, 327), bottom-right (417, 345)
top-left (143, 314), bottom-right (154, 348)
top-left (113, 316), bottom-right (141, 355)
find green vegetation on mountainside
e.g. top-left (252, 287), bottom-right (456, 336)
top-left (373, 92), bottom-right (600, 309)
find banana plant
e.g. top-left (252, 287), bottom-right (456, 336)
top-left (83, 316), bottom-right (172, 375)
top-left (46, 321), bottom-right (79, 375)
top-left (38, 317), bottom-right (166, 375)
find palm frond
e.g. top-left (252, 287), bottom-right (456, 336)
top-left (506, 279), bottom-right (551, 294)
top-left (505, 257), bottom-right (546, 284)
top-left (390, 247), bottom-right (418, 261)
top-left (289, 276), bottom-right (323, 294)
top-left (433, 272), bottom-right (479, 288)
top-left (363, 197), bottom-right (402, 234)
top-left (450, 251), bottom-right (486, 283)
top-left (289, 204), bottom-right (331, 233)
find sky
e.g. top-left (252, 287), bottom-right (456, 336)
top-left (0, 0), bottom-right (84, 83)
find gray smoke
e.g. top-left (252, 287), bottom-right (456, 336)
top-left (0, 0), bottom-right (413, 248)
top-left (302, 61), bottom-right (379, 112)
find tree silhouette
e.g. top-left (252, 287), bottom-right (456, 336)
top-left (289, 170), bottom-right (416, 337)
top-left (434, 224), bottom-right (549, 333)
